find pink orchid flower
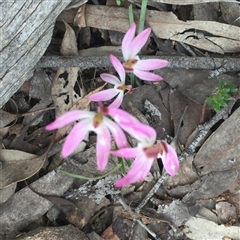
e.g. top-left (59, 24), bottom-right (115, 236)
top-left (89, 55), bottom-right (132, 108)
top-left (45, 107), bottom-right (129, 172)
top-left (107, 107), bottom-right (156, 143)
top-left (121, 23), bottom-right (169, 81)
top-left (112, 140), bottom-right (179, 187)
top-left (45, 106), bottom-right (155, 172)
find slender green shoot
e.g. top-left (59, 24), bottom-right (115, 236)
top-left (118, 157), bottom-right (132, 175)
top-left (130, 73), bottom-right (136, 87)
top-left (129, 4), bottom-right (134, 25)
top-left (58, 164), bottom-right (122, 180)
top-left (138, 0), bottom-right (148, 33)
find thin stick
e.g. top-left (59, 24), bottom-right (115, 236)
top-left (135, 175), bottom-right (166, 213)
top-left (36, 56), bottom-right (240, 73)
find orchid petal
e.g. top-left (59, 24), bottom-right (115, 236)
top-left (135, 59), bottom-right (169, 71)
top-left (107, 108), bottom-right (139, 125)
top-left (62, 119), bottom-right (92, 157)
top-left (122, 23), bottom-right (136, 60)
top-left (89, 89), bottom-right (118, 102)
top-left (133, 68), bottom-right (163, 81)
top-left (104, 117), bottom-right (128, 149)
top-left (119, 122), bottom-right (156, 143)
top-left (100, 73), bottom-right (121, 85)
top-left (115, 154), bottom-right (154, 187)
top-left (111, 147), bottom-right (139, 159)
top-left (128, 28), bottom-right (151, 59)
top-left (159, 142), bottom-right (179, 176)
top-left (45, 111), bottom-right (95, 130)
top-left (108, 91), bottom-right (124, 108)
top-left (110, 54), bottom-right (126, 84)
top-left (96, 125), bottom-right (111, 171)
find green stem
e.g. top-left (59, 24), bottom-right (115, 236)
top-left (138, 0), bottom-right (148, 33)
top-left (129, 4), bottom-right (134, 25)
top-left (130, 73), bottom-right (136, 87)
top-left (58, 164), bottom-right (122, 180)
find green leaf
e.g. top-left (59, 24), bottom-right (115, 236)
top-left (218, 81), bottom-right (223, 89)
top-left (221, 88), bottom-right (230, 95)
top-left (230, 88), bottom-right (238, 93)
top-left (125, 160), bottom-right (132, 168)
top-left (205, 96), bottom-right (214, 103)
top-left (214, 104), bottom-right (221, 113)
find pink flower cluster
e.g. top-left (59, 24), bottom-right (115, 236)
top-left (89, 23), bottom-right (169, 108)
top-left (46, 23), bottom-right (179, 187)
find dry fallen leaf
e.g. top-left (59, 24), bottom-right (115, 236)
top-left (52, 20), bottom-right (80, 119)
top-left (50, 20), bottom-right (89, 155)
top-left (0, 149), bottom-right (46, 188)
top-left (40, 196), bottom-right (86, 229)
top-left (23, 69), bottom-right (53, 126)
top-left (80, 5), bottom-right (240, 54)
top-left (182, 170), bottom-right (238, 216)
top-left (0, 183), bottom-right (16, 204)
top-left (184, 217), bottom-right (240, 240)
top-left (0, 169), bottom-right (75, 238)
top-left (70, 83), bottom-right (107, 111)
top-left (74, 4), bottom-right (86, 28)
top-left (0, 110), bottom-right (17, 128)
top-left (15, 225), bottom-right (88, 240)
top-left (156, 69), bottom-right (239, 106)
top-left (194, 107), bottom-right (240, 175)
top-left (164, 156), bottom-right (198, 188)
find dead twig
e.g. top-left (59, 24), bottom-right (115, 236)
top-left (130, 220), bottom-right (162, 240)
top-left (135, 175), bottom-right (166, 213)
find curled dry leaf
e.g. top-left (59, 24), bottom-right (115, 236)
top-left (74, 4), bottom-right (86, 28)
top-left (0, 98), bottom-right (18, 128)
top-left (0, 149), bottom-right (46, 188)
top-left (0, 110), bottom-right (16, 128)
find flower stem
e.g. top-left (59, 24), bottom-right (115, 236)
top-left (58, 164), bottom-right (122, 180)
top-left (138, 0), bottom-right (148, 33)
top-left (128, 4), bottom-right (134, 25)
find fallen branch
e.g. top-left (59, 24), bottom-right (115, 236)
top-left (36, 56), bottom-right (240, 72)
